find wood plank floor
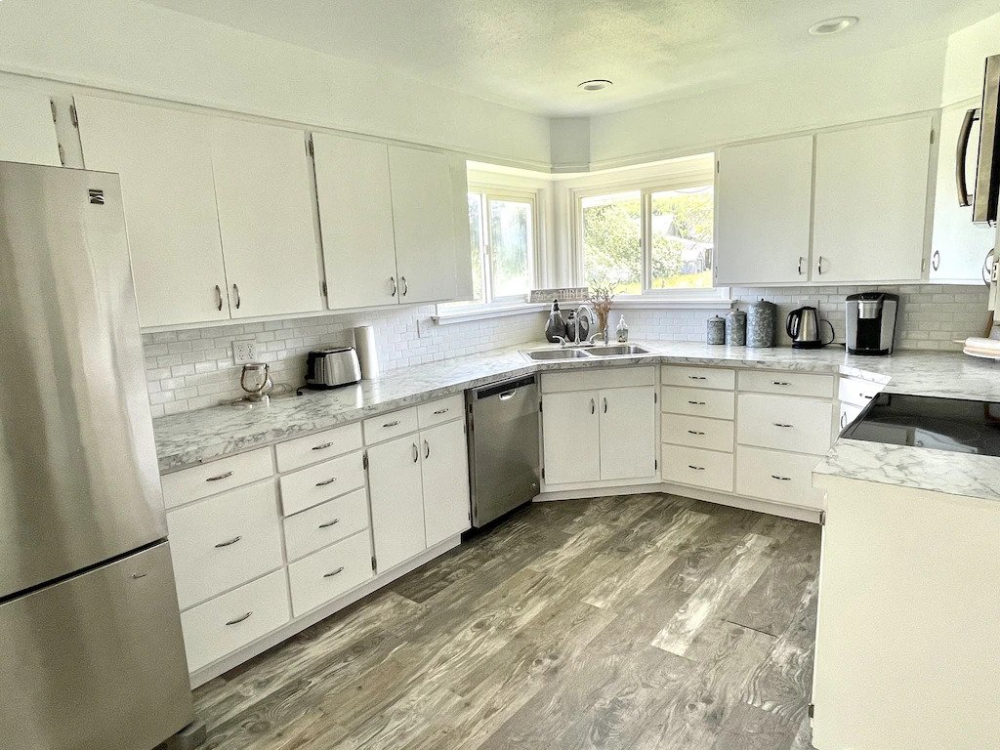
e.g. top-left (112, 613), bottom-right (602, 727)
top-left (190, 494), bottom-right (821, 750)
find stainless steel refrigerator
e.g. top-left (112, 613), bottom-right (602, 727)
top-left (0, 162), bottom-right (195, 749)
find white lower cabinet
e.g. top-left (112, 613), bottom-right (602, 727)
top-left (287, 531), bottom-right (374, 618)
top-left (736, 446), bottom-right (826, 510)
top-left (420, 419), bottom-right (472, 547)
top-left (541, 390), bottom-right (601, 485)
top-left (662, 444), bottom-right (734, 493)
top-left (283, 487), bottom-right (370, 562)
top-left (599, 387), bottom-right (657, 482)
top-left (737, 394), bottom-right (834, 456)
top-left (367, 435), bottom-right (427, 571)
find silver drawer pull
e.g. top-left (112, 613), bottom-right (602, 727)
top-left (688, 376), bottom-right (707, 380)
top-left (688, 400), bottom-right (706, 406)
top-left (772, 423), bottom-right (793, 429)
top-left (771, 381), bottom-right (791, 387)
top-left (311, 442), bottom-right (334, 451)
top-left (687, 430), bottom-right (706, 436)
top-left (315, 477), bottom-right (338, 487)
top-left (323, 566), bottom-right (345, 578)
top-left (432, 408), bottom-right (450, 415)
top-left (688, 465), bottom-right (706, 471)
top-left (383, 420), bottom-right (401, 428)
top-left (861, 393), bottom-right (876, 400)
top-left (771, 475), bottom-right (792, 482)
top-left (206, 471), bottom-right (233, 482)
top-left (214, 536), bottom-right (242, 548)
top-left (225, 611), bottom-right (252, 626)
top-left (318, 518), bottom-right (341, 529)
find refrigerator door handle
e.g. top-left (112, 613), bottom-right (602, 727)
top-left (957, 107), bottom-right (980, 208)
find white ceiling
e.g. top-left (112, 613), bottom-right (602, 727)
top-left (141, 0), bottom-right (999, 116)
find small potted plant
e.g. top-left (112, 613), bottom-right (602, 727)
top-left (587, 284), bottom-right (618, 345)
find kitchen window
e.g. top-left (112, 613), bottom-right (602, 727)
top-left (466, 189), bottom-right (538, 304)
top-left (576, 175), bottom-right (717, 297)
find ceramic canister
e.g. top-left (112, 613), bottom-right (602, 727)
top-left (725, 309), bottom-right (747, 346)
top-left (707, 316), bottom-right (726, 345)
top-left (746, 300), bottom-right (777, 348)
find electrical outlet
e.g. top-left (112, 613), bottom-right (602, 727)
top-left (233, 341), bottom-right (258, 364)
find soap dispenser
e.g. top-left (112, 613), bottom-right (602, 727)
top-left (616, 315), bottom-right (629, 343)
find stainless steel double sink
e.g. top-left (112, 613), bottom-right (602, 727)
top-left (523, 344), bottom-right (651, 361)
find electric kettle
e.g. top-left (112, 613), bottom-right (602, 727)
top-left (786, 306), bottom-right (835, 349)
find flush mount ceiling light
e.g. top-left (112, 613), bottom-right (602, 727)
top-left (808, 16), bottom-right (858, 36)
top-left (578, 79), bottom-right (614, 92)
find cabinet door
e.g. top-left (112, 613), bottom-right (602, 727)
top-left (930, 101), bottom-right (997, 283)
top-left (209, 118), bottom-right (323, 318)
top-left (0, 88), bottom-right (61, 166)
top-left (367, 436), bottom-right (426, 572)
top-left (599, 387), bottom-right (656, 481)
top-left (541, 391), bottom-right (600, 485)
top-left (312, 133), bottom-right (399, 310)
top-left (420, 420), bottom-right (471, 547)
top-left (813, 117), bottom-right (932, 283)
top-left (388, 146), bottom-right (458, 304)
top-left (715, 136), bottom-right (813, 285)
top-left (75, 96), bottom-right (229, 327)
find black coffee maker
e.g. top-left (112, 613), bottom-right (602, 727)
top-left (845, 292), bottom-right (899, 355)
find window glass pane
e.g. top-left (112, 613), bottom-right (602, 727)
top-left (488, 199), bottom-right (532, 298)
top-left (581, 191), bottom-right (641, 294)
top-left (467, 193), bottom-right (486, 303)
top-left (650, 185), bottom-right (714, 289)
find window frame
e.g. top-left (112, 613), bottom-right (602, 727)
top-left (467, 184), bottom-right (542, 306)
top-left (572, 169), bottom-right (726, 300)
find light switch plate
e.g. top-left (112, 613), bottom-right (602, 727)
top-left (233, 341), bottom-right (258, 364)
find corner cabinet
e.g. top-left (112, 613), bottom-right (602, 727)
top-left (541, 367), bottom-right (657, 488)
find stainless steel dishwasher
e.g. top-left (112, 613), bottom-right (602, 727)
top-left (466, 374), bottom-right (540, 527)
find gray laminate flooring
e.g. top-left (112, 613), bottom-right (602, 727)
top-left (190, 494), bottom-right (820, 750)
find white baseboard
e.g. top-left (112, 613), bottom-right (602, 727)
top-left (188, 534), bottom-right (462, 689)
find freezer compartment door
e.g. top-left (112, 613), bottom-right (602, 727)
top-left (0, 541), bottom-right (194, 750)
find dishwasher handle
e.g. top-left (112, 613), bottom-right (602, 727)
top-left (498, 390), bottom-right (517, 401)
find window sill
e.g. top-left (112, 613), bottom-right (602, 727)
top-left (610, 296), bottom-right (735, 310)
top-left (432, 302), bottom-right (548, 325)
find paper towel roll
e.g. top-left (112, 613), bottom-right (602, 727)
top-left (353, 325), bottom-right (379, 380)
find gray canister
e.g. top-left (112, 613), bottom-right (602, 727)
top-left (746, 300), bottom-right (777, 348)
top-left (707, 316), bottom-right (726, 345)
top-left (725, 309), bottom-right (747, 346)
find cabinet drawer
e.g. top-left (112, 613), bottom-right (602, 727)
top-left (363, 407), bottom-right (418, 444)
top-left (838, 377), bottom-right (882, 407)
top-left (275, 422), bottom-right (363, 473)
top-left (839, 402), bottom-right (864, 433)
top-left (661, 365), bottom-right (735, 391)
top-left (542, 366), bottom-right (656, 394)
top-left (661, 386), bottom-right (735, 420)
top-left (662, 414), bottom-right (734, 453)
top-left (736, 446), bottom-right (826, 510)
top-left (417, 394), bottom-right (465, 429)
top-left (161, 447), bottom-right (273, 510)
top-left (661, 445), bottom-right (734, 493)
top-left (180, 569), bottom-right (290, 672)
top-left (279, 451), bottom-right (366, 517)
top-left (167, 479), bottom-right (283, 610)
top-left (283, 487), bottom-right (370, 562)
top-left (287, 531), bottom-right (373, 618)
top-left (737, 393), bottom-right (834, 456)
top-left (739, 370), bottom-right (834, 399)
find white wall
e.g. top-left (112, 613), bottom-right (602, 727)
top-left (942, 12), bottom-right (1000, 106)
top-left (0, 0), bottom-right (551, 168)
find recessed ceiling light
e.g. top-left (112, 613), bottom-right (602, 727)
top-left (578, 79), bottom-right (613, 92)
top-left (808, 16), bottom-right (858, 36)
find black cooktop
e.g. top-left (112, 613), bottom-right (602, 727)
top-left (843, 393), bottom-right (1000, 456)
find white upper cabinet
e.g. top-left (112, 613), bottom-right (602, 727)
top-left (0, 88), bottom-right (61, 167)
top-left (75, 96), bottom-right (230, 327)
top-left (715, 136), bottom-right (814, 285)
top-left (312, 133), bottom-right (399, 310)
top-left (388, 146), bottom-right (458, 304)
top-left (812, 116), bottom-right (933, 283)
top-left (209, 118), bottom-right (323, 318)
top-left (930, 101), bottom-right (997, 284)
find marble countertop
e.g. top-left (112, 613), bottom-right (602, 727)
top-left (153, 341), bottom-right (1000, 504)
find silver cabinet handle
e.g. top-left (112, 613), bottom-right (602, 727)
top-left (232, 283), bottom-right (241, 309)
top-left (931, 250), bottom-right (941, 272)
top-left (688, 376), bottom-right (707, 381)
top-left (318, 518), bottom-right (341, 529)
top-left (383, 420), bottom-right (401, 428)
top-left (688, 465), bottom-right (706, 471)
top-left (433, 408), bottom-right (449, 415)
top-left (840, 413), bottom-right (847, 430)
top-left (603, 397), bottom-right (608, 414)
top-left (771, 381), bottom-right (791, 387)
top-left (590, 398), bottom-right (596, 415)
top-left (862, 393), bottom-right (876, 400)
top-left (688, 400), bottom-right (706, 406)
top-left (771, 475), bottom-right (792, 482)
top-left (412, 443), bottom-right (419, 463)
top-left (214, 535), bottom-right (242, 548)
top-left (132, 572), bottom-right (147, 580)
top-left (772, 423), bottom-right (793, 429)
top-left (817, 257), bottom-right (827, 275)
top-left (798, 256), bottom-right (805, 276)
top-left (311, 442), bottom-right (334, 451)
top-left (225, 611), bottom-right (252, 626)
top-left (315, 477), bottom-right (338, 487)
top-left (324, 566), bottom-right (345, 578)
top-left (214, 284), bottom-right (223, 311)
top-left (390, 276), bottom-right (397, 297)
top-left (423, 439), bottom-right (430, 459)
top-left (206, 471), bottom-right (233, 482)
top-left (400, 276), bottom-right (408, 296)
top-left (687, 430), bottom-right (706, 436)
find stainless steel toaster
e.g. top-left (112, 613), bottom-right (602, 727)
top-left (305, 347), bottom-right (361, 389)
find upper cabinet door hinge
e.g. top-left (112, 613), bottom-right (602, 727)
top-left (808, 704), bottom-right (815, 719)
top-left (322, 280), bottom-right (328, 297)
top-left (49, 99), bottom-right (57, 123)
top-left (307, 136), bottom-right (314, 157)
top-left (371, 555), bottom-right (377, 571)
top-left (57, 144), bottom-right (66, 167)
top-left (69, 104), bottom-right (79, 128)
top-left (819, 511), bottom-right (826, 526)
top-left (362, 451), bottom-right (369, 470)
top-left (930, 128), bottom-right (935, 145)
top-left (716, 160), bottom-right (720, 174)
